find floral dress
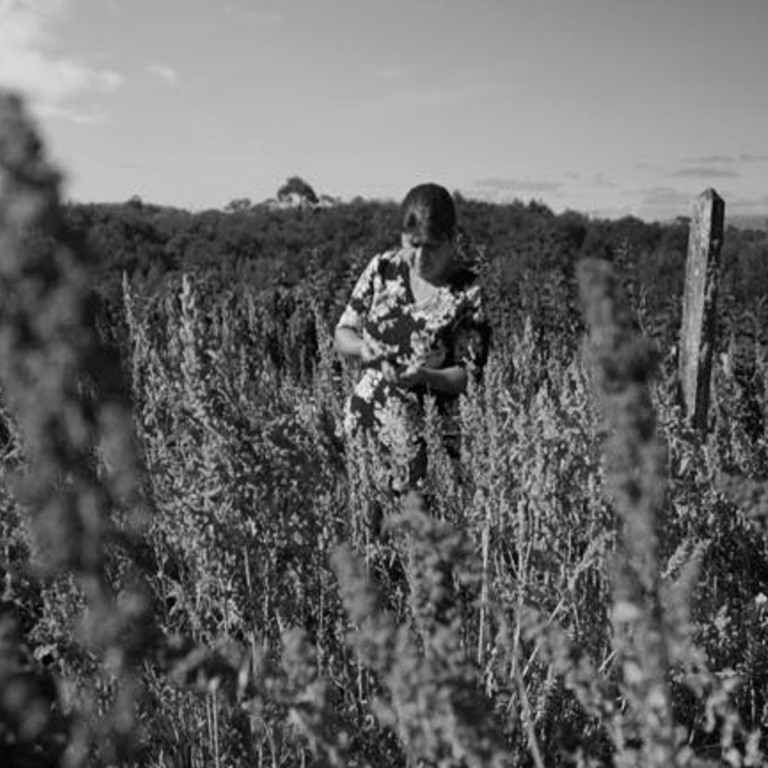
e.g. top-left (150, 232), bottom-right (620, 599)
top-left (337, 247), bottom-right (489, 488)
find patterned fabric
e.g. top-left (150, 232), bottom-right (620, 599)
top-left (337, 247), bottom-right (489, 488)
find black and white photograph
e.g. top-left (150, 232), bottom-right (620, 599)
top-left (1, 1), bottom-right (768, 766)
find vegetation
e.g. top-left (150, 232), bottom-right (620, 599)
top-left (276, 176), bottom-right (320, 206)
top-left (2, 91), bottom-right (768, 767)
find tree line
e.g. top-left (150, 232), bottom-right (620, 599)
top-left (64, 194), bottom-right (768, 364)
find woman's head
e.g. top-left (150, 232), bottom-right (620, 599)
top-left (400, 184), bottom-right (458, 283)
top-left (400, 183), bottom-right (456, 244)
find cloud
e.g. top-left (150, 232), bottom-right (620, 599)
top-left (0, 0), bottom-right (123, 122)
top-left (637, 186), bottom-right (697, 221)
top-left (671, 167), bottom-right (739, 179)
top-left (148, 64), bottom-right (178, 86)
top-left (475, 177), bottom-right (561, 194)
top-left (683, 154), bottom-right (736, 165)
top-left (681, 153), bottom-right (768, 166)
top-left (640, 187), bottom-right (692, 206)
top-left (634, 161), bottom-right (662, 172)
top-left (38, 103), bottom-right (109, 125)
top-left (727, 192), bottom-right (768, 214)
top-left (740, 153), bottom-right (768, 163)
top-left (590, 174), bottom-right (617, 188)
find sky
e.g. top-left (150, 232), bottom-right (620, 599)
top-left (1, 0), bottom-right (767, 222)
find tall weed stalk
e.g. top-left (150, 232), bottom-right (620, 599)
top-left (0, 93), bottom-right (157, 762)
top-left (578, 257), bottom-right (677, 767)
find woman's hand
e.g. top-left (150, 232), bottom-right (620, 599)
top-left (360, 334), bottom-right (387, 365)
top-left (383, 364), bottom-right (468, 395)
top-left (334, 326), bottom-right (388, 365)
top-left (382, 363), bottom-right (424, 389)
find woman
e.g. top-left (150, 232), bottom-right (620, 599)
top-left (334, 183), bottom-right (489, 495)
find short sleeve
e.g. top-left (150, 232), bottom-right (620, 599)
top-left (450, 285), bottom-right (491, 371)
top-left (336, 253), bottom-right (382, 333)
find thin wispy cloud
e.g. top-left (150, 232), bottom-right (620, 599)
top-left (148, 64), bottom-right (179, 86)
top-left (40, 103), bottom-right (109, 125)
top-left (634, 161), bottom-right (662, 173)
top-left (589, 174), bottom-right (617, 188)
top-left (640, 187), bottom-right (692, 206)
top-left (0, 0), bottom-right (123, 122)
top-left (637, 186), bottom-right (696, 221)
top-left (683, 154), bottom-right (736, 165)
top-left (476, 177), bottom-right (562, 193)
top-left (740, 153), bottom-right (768, 163)
top-left (729, 192), bottom-right (768, 211)
top-left (671, 167), bottom-right (739, 179)
top-left (680, 154), bottom-right (768, 167)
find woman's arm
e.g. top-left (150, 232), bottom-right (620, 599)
top-left (334, 253), bottom-right (388, 362)
top-left (334, 326), bottom-right (384, 364)
top-left (389, 364), bottom-right (468, 395)
top-left (419, 365), bottom-right (468, 395)
top-left (334, 326), bottom-right (365, 359)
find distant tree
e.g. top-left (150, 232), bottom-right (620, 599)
top-left (224, 198), bottom-right (252, 213)
top-left (277, 176), bottom-right (319, 206)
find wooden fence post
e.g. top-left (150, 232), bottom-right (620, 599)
top-left (678, 188), bottom-right (725, 432)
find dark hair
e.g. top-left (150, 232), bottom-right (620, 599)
top-left (400, 183), bottom-right (456, 242)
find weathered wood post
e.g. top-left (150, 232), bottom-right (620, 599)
top-left (678, 188), bottom-right (725, 432)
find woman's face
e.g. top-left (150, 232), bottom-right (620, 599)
top-left (402, 232), bottom-right (454, 284)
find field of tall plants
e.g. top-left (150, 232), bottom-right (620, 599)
top-left (2, 94), bottom-right (768, 768)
